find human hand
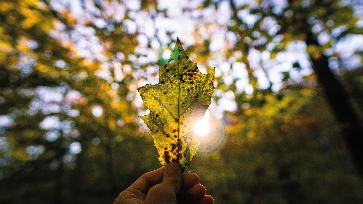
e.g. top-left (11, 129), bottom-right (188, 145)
top-left (114, 163), bottom-right (213, 204)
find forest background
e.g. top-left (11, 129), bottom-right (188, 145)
top-left (1, 0), bottom-right (363, 203)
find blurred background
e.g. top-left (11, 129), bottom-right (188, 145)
top-left (1, 0), bottom-right (363, 203)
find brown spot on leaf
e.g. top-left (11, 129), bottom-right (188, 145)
top-left (171, 143), bottom-right (177, 151)
top-left (164, 151), bottom-right (170, 162)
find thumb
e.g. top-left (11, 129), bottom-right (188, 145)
top-left (162, 162), bottom-right (182, 192)
top-left (144, 163), bottom-right (182, 204)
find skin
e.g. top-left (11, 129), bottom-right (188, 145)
top-left (114, 163), bottom-right (214, 204)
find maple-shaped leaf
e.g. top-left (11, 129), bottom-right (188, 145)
top-left (138, 38), bottom-right (215, 166)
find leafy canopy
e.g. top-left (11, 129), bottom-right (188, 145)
top-left (138, 39), bottom-right (215, 166)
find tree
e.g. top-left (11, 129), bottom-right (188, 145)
top-left (226, 0), bottom-right (363, 175)
top-left (1, 0), bottom-right (363, 203)
top-left (0, 0), bottom-right (153, 203)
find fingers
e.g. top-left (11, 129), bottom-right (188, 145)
top-left (120, 164), bottom-right (213, 204)
top-left (114, 166), bottom-right (165, 203)
top-left (200, 195), bottom-right (214, 204)
top-left (181, 174), bottom-right (214, 204)
top-left (184, 183), bottom-right (206, 202)
top-left (182, 185), bottom-right (214, 204)
top-left (144, 162), bottom-right (182, 204)
top-left (129, 166), bottom-right (165, 193)
top-left (182, 173), bottom-right (200, 191)
top-left (162, 162), bottom-right (182, 192)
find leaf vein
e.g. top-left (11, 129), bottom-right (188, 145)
top-left (151, 93), bottom-right (177, 120)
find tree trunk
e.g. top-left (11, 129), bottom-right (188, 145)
top-left (305, 29), bottom-right (363, 176)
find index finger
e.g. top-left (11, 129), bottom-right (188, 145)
top-left (129, 166), bottom-right (165, 193)
top-left (114, 167), bottom-right (165, 204)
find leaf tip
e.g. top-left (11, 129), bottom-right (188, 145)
top-left (175, 37), bottom-right (183, 50)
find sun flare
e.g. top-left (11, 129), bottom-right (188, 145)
top-left (193, 113), bottom-right (210, 137)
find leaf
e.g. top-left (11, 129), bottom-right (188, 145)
top-left (156, 58), bottom-right (168, 65)
top-left (138, 38), bottom-right (215, 166)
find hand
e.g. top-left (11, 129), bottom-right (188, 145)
top-left (114, 163), bottom-right (214, 204)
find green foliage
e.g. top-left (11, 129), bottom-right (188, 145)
top-left (139, 39), bottom-right (215, 166)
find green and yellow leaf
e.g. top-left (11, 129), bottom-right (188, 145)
top-left (138, 39), bottom-right (215, 166)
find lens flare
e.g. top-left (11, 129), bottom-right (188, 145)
top-left (193, 116), bottom-right (210, 137)
top-left (192, 110), bottom-right (226, 153)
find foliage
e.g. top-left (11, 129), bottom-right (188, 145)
top-left (139, 39), bottom-right (215, 166)
top-left (0, 0), bottom-right (363, 204)
top-left (194, 78), bottom-right (363, 203)
top-left (0, 0), bottom-right (146, 203)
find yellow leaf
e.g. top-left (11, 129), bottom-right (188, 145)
top-left (138, 39), bottom-right (215, 166)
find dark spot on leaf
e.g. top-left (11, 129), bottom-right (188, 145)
top-left (171, 144), bottom-right (176, 150)
top-left (164, 151), bottom-right (170, 162)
